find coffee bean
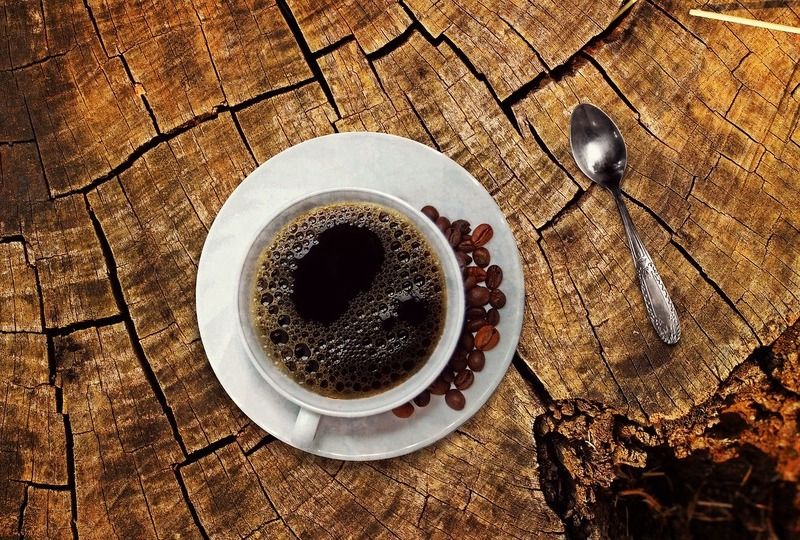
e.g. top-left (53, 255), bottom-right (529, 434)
top-left (486, 307), bottom-right (500, 326)
top-left (421, 205), bottom-right (439, 222)
top-left (445, 389), bottom-right (466, 410)
top-left (464, 254), bottom-right (473, 265)
top-left (486, 265), bottom-right (503, 289)
top-left (435, 216), bottom-right (450, 233)
top-left (428, 377), bottom-right (450, 395)
top-left (466, 306), bottom-right (486, 320)
top-left (454, 369), bottom-right (474, 390)
top-left (447, 227), bottom-right (462, 247)
top-left (442, 369), bottom-right (455, 384)
top-left (471, 224), bottom-right (494, 247)
top-left (464, 266), bottom-right (487, 282)
top-left (392, 402), bottom-right (414, 418)
top-left (463, 275), bottom-right (478, 290)
top-left (457, 239), bottom-right (476, 252)
top-left (466, 318), bottom-right (488, 332)
top-left (466, 286), bottom-right (491, 307)
top-left (414, 390), bottom-right (431, 407)
top-left (467, 349), bottom-right (485, 371)
top-left (449, 352), bottom-right (468, 372)
top-left (455, 251), bottom-right (468, 268)
top-left (459, 331), bottom-right (475, 351)
top-left (451, 219), bottom-right (471, 234)
top-left (489, 289), bottom-right (506, 308)
top-left (473, 247), bottom-right (491, 267)
top-left (475, 325), bottom-right (500, 351)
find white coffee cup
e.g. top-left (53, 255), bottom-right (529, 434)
top-left (236, 188), bottom-right (465, 447)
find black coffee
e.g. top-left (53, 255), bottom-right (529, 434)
top-left (251, 201), bottom-right (445, 399)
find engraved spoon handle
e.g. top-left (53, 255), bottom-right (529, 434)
top-left (613, 193), bottom-right (681, 344)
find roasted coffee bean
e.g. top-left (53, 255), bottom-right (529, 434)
top-left (445, 389), bottom-right (466, 410)
top-left (471, 224), bottom-right (494, 247)
top-left (466, 318), bottom-right (488, 332)
top-left (451, 219), bottom-right (471, 234)
top-left (467, 349), bottom-right (485, 371)
top-left (421, 205), bottom-right (439, 221)
top-left (464, 254), bottom-right (473, 265)
top-left (428, 377), bottom-right (450, 395)
top-left (414, 390), bottom-right (431, 407)
top-left (435, 216), bottom-right (450, 233)
top-left (486, 307), bottom-right (500, 326)
top-left (485, 265), bottom-right (503, 289)
top-left (454, 369), bottom-right (474, 390)
top-left (466, 286), bottom-right (491, 307)
top-left (466, 306), bottom-right (486, 320)
top-left (473, 247), bottom-right (491, 267)
top-left (392, 402), bottom-right (414, 418)
top-left (463, 276), bottom-right (478, 290)
top-left (449, 352), bottom-right (468, 372)
top-left (447, 227), bottom-right (462, 247)
top-left (455, 251), bottom-right (468, 268)
top-left (475, 325), bottom-right (500, 350)
top-left (464, 266), bottom-right (487, 282)
top-left (442, 369), bottom-right (455, 384)
top-left (457, 239), bottom-right (476, 252)
top-left (489, 289), bottom-right (506, 308)
top-left (459, 331), bottom-right (475, 351)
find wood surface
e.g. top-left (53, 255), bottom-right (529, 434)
top-left (1, 0), bottom-right (798, 537)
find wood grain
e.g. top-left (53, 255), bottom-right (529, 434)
top-left (0, 0), bottom-right (798, 535)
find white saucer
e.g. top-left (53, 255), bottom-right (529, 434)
top-left (196, 132), bottom-right (524, 460)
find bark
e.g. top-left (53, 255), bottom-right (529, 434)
top-left (1, 0), bottom-right (798, 537)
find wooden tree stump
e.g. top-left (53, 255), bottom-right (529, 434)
top-left (1, 0), bottom-right (798, 537)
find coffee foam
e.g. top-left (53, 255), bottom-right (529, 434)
top-left (252, 202), bottom-right (445, 398)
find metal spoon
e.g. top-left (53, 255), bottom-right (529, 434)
top-left (569, 103), bottom-right (680, 344)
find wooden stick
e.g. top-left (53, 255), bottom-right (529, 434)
top-left (612, 0), bottom-right (639, 23)
top-left (689, 9), bottom-right (800, 34)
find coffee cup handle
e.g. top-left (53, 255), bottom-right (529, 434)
top-left (292, 408), bottom-right (320, 447)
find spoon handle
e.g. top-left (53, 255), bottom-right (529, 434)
top-left (614, 194), bottom-right (681, 344)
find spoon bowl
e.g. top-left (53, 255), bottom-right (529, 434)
top-left (569, 103), bottom-right (627, 191)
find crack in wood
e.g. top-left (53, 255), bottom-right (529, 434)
top-left (364, 17), bottom-right (417, 62)
top-left (189, 2), bottom-right (229, 107)
top-left (16, 484), bottom-right (29, 538)
top-left (175, 435), bottom-right (238, 468)
top-left (312, 35), bottom-right (357, 59)
top-left (581, 53), bottom-right (682, 156)
top-left (524, 119), bottom-right (577, 183)
top-left (10, 480), bottom-right (71, 491)
top-left (242, 435), bottom-right (277, 457)
top-left (50, 77), bottom-right (317, 200)
top-left (82, 0), bottom-right (110, 57)
top-left (670, 236), bottom-right (762, 345)
top-left (512, 353), bottom-right (554, 405)
top-left (62, 406), bottom-right (79, 540)
top-left (20, 241), bottom-right (48, 336)
top-left (501, 7), bottom-right (637, 113)
top-left (84, 196), bottom-right (189, 456)
top-left (404, 96), bottom-right (441, 151)
top-left (20, 95), bottom-right (52, 199)
top-left (44, 314), bottom-right (125, 336)
top-left (0, 50), bottom-right (73, 73)
top-left (277, 0), bottom-right (342, 118)
top-left (173, 468), bottom-right (211, 540)
top-left (535, 188), bottom-right (587, 235)
top-left (116, 52), bottom-right (161, 135)
top-left (229, 113), bottom-right (259, 166)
